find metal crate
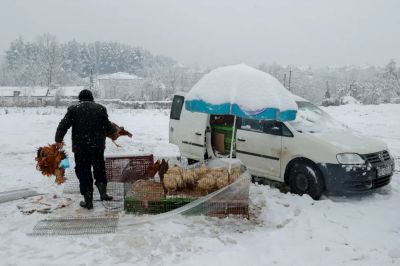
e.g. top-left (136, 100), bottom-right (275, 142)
top-left (105, 154), bottom-right (154, 182)
top-left (124, 161), bottom-right (250, 218)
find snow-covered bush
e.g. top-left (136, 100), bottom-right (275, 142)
top-left (340, 96), bottom-right (360, 105)
top-left (390, 97), bottom-right (400, 104)
top-left (321, 98), bottom-right (340, 107)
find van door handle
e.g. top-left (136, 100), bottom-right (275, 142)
top-left (195, 132), bottom-right (202, 136)
top-left (238, 138), bottom-right (246, 142)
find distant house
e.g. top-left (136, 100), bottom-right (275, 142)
top-left (62, 86), bottom-right (85, 99)
top-left (97, 72), bottom-right (144, 100)
top-left (0, 87), bottom-right (50, 107)
top-left (48, 86), bottom-right (85, 100)
top-left (0, 86), bottom-right (86, 107)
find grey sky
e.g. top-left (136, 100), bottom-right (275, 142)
top-left (0, 0), bottom-right (399, 67)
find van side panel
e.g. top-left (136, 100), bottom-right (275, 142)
top-left (236, 129), bottom-right (282, 180)
top-left (280, 124), bottom-right (340, 180)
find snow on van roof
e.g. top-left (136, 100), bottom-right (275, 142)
top-left (186, 64), bottom-right (297, 112)
top-left (291, 93), bottom-right (307, 102)
top-left (178, 91), bottom-right (308, 103)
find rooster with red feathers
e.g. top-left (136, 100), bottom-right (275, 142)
top-left (35, 143), bottom-right (68, 185)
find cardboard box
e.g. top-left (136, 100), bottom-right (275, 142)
top-left (213, 133), bottom-right (225, 154)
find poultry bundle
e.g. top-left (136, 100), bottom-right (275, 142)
top-left (35, 144), bottom-right (67, 184)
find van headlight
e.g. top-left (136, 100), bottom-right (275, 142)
top-left (336, 153), bottom-right (365, 165)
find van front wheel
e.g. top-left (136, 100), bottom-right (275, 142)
top-left (288, 162), bottom-right (324, 200)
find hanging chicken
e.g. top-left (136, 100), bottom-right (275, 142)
top-left (35, 143), bottom-right (68, 184)
top-left (107, 122), bottom-right (133, 147)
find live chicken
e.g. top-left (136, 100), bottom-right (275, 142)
top-left (146, 160), bottom-right (160, 178)
top-left (216, 171), bottom-right (230, 189)
top-left (197, 174), bottom-right (217, 194)
top-left (107, 122), bottom-right (133, 147)
top-left (181, 169), bottom-right (197, 189)
top-left (163, 166), bottom-right (183, 194)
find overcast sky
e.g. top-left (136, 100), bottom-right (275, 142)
top-left (0, 0), bottom-right (399, 68)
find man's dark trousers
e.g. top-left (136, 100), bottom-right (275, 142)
top-left (74, 148), bottom-right (108, 195)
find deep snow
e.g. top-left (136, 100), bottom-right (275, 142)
top-left (0, 104), bottom-right (399, 266)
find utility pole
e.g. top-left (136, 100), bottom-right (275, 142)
top-left (89, 69), bottom-right (94, 90)
top-left (288, 68), bottom-right (292, 91)
top-left (325, 81), bottom-right (331, 99)
top-left (283, 73), bottom-right (287, 88)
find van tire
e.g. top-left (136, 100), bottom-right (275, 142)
top-left (288, 162), bottom-right (324, 200)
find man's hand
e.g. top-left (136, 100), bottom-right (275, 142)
top-left (54, 142), bottom-right (64, 149)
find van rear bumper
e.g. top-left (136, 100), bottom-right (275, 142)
top-left (317, 159), bottom-right (395, 194)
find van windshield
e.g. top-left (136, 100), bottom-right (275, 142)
top-left (289, 101), bottom-right (348, 133)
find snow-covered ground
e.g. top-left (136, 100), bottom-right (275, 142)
top-left (0, 104), bottom-right (399, 266)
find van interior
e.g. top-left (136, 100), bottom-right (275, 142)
top-left (209, 115), bottom-right (236, 157)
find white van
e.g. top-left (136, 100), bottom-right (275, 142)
top-left (169, 92), bottom-right (395, 199)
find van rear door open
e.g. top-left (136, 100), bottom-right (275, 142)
top-left (170, 95), bottom-right (207, 161)
top-left (169, 95), bottom-right (185, 145)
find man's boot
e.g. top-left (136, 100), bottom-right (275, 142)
top-left (80, 191), bottom-right (93, 209)
top-left (95, 182), bottom-right (113, 201)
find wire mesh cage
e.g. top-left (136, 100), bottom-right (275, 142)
top-left (63, 154), bottom-right (154, 211)
top-left (124, 159), bottom-right (250, 218)
top-left (62, 155), bottom-right (249, 218)
top-left (105, 154), bottom-right (154, 183)
top-left (105, 154), bottom-right (154, 200)
top-left (181, 172), bottom-right (250, 218)
top-left (33, 156), bottom-right (250, 237)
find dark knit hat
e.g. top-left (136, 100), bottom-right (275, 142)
top-left (78, 89), bottom-right (94, 101)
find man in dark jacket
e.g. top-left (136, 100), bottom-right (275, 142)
top-left (55, 89), bottom-right (116, 209)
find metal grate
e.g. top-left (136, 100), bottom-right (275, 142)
top-left (100, 182), bottom-right (125, 211)
top-left (63, 168), bottom-right (80, 194)
top-left (30, 216), bottom-right (119, 236)
top-left (363, 150), bottom-right (391, 164)
top-left (343, 175), bottom-right (392, 191)
top-left (63, 175), bottom-right (125, 211)
top-left (372, 175), bottom-right (392, 188)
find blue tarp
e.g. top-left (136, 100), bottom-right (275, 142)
top-left (185, 99), bottom-right (297, 121)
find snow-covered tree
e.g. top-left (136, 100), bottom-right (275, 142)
top-left (0, 35), bottom-right (178, 89)
top-left (36, 33), bottom-right (63, 86)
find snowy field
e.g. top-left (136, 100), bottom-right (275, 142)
top-left (0, 104), bottom-right (399, 266)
